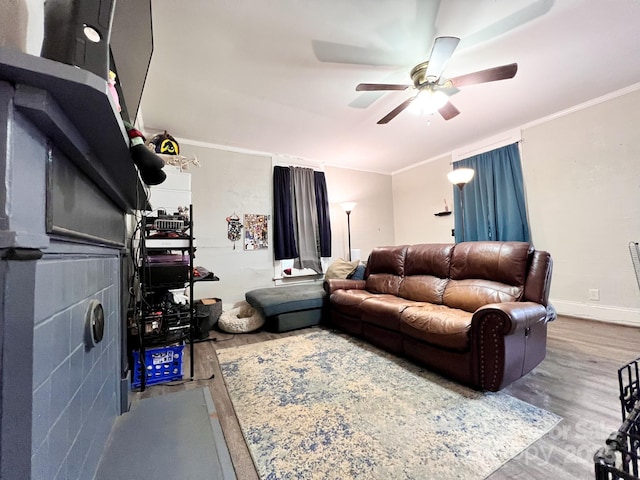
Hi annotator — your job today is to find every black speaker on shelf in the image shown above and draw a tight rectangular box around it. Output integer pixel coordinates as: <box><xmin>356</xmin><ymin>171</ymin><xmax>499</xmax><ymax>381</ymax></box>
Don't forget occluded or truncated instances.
<box><xmin>41</xmin><ymin>0</ymin><xmax>116</xmax><ymax>81</ymax></box>
<box><xmin>40</xmin><ymin>0</ymin><xmax>153</xmax><ymax>126</ymax></box>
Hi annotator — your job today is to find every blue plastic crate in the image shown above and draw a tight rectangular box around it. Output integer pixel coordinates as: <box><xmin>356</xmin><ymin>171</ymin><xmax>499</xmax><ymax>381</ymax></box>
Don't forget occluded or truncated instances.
<box><xmin>132</xmin><ymin>344</ymin><xmax>184</xmax><ymax>388</ymax></box>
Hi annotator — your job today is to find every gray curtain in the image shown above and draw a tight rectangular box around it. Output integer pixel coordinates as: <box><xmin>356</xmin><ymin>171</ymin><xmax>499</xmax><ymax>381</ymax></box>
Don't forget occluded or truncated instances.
<box><xmin>291</xmin><ymin>167</ymin><xmax>322</xmax><ymax>273</ymax></box>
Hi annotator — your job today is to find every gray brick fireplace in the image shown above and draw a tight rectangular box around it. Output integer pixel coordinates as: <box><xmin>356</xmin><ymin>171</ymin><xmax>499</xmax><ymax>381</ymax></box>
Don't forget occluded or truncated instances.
<box><xmin>0</xmin><ymin>50</ymin><xmax>146</xmax><ymax>479</ymax></box>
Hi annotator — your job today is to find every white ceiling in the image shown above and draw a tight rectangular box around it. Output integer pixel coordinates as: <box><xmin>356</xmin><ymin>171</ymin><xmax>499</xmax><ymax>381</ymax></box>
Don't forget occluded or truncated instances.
<box><xmin>140</xmin><ymin>0</ymin><xmax>640</xmax><ymax>174</ymax></box>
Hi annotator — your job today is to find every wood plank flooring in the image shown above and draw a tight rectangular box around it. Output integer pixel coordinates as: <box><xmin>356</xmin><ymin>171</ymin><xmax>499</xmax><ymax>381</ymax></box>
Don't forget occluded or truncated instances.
<box><xmin>133</xmin><ymin>316</ymin><xmax>640</xmax><ymax>479</ymax></box>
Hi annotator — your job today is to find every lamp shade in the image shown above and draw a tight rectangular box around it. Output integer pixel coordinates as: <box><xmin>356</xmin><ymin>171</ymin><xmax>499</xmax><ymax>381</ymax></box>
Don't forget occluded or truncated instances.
<box><xmin>447</xmin><ymin>168</ymin><xmax>475</xmax><ymax>186</ymax></box>
<box><xmin>340</xmin><ymin>202</ymin><xmax>357</xmax><ymax>213</ymax></box>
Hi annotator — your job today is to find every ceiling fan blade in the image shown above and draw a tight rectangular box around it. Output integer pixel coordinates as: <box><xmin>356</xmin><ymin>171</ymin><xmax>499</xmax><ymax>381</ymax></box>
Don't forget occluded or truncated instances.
<box><xmin>424</xmin><ymin>36</ymin><xmax>460</xmax><ymax>80</ymax></box>
<box><xmin>437</xmin><ymin>85</ymin><xmax>460</xmax><ymax>97</ymax></box>
<box><xmin>356</xmin><ymin>83</ymin><xmax>410</xmax><ymax>92</ymax></box>
<box><xmin>449</xmin><ymin>63</ymin><xmax>518</xmax><ymax>88</ymax></box>
<box><xmin>350</xmin><ymin>71</ymin><xmax>410</xmax><ymax>109</ymax></box>
<box><xmin>349</xmin><ymin>92</ymin><xmax>386</xmax><ymax>109</ymax></box>
<box><xmin>410</xmin><ymin>0</ymin><xmax>441</xmax><ymax>62</ymax></box>
<box><xmin>377</xmin><ymin>97</ymin><xmax>416</xmax><ymax>124</ymax></box>
<box><xmin>438</xmin><ymin>101</ymin><xmax>460</xmax><ymax>121</ymax></box>
<box><xmin>312</xmin><ymin>40</ymin><xmax>405</xmax><ymax>67</ymax></box>
<box><xmin>457</xmin><ymin>0</ymin><xmax>554</xmax><ymax>52</ymax></box>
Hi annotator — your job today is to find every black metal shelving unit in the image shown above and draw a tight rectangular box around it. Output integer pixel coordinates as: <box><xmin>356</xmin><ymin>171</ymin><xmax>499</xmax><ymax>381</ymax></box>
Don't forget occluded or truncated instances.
<box><xmin>135</xmin><ymin>205</ymin><xmax>196</xmax><ymax>391</ymax></box>
<box><xmin>594</xmin><ymin>358</ymin><xmax>640</xmax><ymax>479</ymax></box>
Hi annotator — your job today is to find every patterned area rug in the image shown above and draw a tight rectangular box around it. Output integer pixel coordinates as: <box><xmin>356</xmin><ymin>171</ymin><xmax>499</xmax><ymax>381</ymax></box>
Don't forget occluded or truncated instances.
<box><xmin>218</xmin><ymin>330</ymin><xmax>561</xmax><ymax>479</ymax></box>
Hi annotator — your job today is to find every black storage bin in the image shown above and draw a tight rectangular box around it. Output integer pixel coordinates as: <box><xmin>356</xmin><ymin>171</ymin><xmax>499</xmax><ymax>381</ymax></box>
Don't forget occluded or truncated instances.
<box><xmin>194</xmin><ymin>298</ymin><xmax>222</xmax><ymax>340</ymax></box>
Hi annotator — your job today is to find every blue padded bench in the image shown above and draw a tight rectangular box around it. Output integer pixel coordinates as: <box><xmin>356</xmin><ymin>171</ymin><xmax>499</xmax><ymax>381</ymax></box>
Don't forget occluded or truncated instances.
<box><xmin>245</xmin><ymin>284</ymin><xmax>326</xmax><ymax>333</ymax></box>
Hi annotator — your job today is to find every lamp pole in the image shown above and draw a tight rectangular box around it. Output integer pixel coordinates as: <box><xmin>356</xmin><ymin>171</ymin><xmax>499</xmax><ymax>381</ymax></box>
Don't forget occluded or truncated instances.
<box><xmin>456</xmin><ymin>184</ymin><xmax>466</xmax><ymax>242</ymax></box>
<box><xmin>346</xmin><ymin>210</ymin><xmax>352</xmax><ymax>261</ymax></box>
<box><xmin>447</xmin><ymin>168</ymin><xmax>475</xmax><ymax>243</ymax></box>
<box><xmin>340</xmin><ymin>202</ymin><xmax>357</xmax><ymax>261</ymax></box>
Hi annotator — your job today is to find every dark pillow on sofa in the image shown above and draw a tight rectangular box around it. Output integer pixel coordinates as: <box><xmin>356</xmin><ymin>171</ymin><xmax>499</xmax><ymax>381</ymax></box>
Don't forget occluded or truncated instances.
<box><xmin>348</xmin><ymin>264</ymin><xmax>366</xmax><ymax>280</ymax></box>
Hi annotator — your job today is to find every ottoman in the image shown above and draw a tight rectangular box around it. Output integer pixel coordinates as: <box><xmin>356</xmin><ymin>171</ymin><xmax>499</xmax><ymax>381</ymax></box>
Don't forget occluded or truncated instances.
<box><xmin>245</xmin><ymin>284</ymin><xmax>326</xmax><ymax>333</ymax></box>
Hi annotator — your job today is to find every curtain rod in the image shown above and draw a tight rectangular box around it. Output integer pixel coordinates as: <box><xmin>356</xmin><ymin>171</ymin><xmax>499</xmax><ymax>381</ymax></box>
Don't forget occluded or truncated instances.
<box><xmin>450</xmin><ymin>139</ymin><xmax>522</xmax><ymax>164</ymax></box>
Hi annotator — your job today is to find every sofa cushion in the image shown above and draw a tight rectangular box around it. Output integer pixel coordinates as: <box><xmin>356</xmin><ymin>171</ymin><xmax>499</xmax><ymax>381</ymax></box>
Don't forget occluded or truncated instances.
<box><xmin>329</xmin><ymin>289</ymin><xmax>376</xmax><ymax>317</ymax></box>
<box><xmin>364</xmin><ymin>245</ymin><xmax>407</xmax><ymax>295</ymax></box>
<box><xmin>245</xmin><ymin>284</ymin><xmax>326</xmax><ymax>318</ymax></box>
<box><xmin>359</xmin><ymin>295</ymin><xmax>418</xmax><ymax>331</ymax></box>
<box><xmin>443</xmin><ymin>241</ymin><xmax>531</xmax><ymax>312</ymax></box>
<box><xmin>400</xmin><ymin>304</ymin><xmax>472</xmax><ymax>351</ymax></box>
<box><xmin>367</xmin><ymin>245</ymin><xmax>408</xmax><ymax>276</ymax></box>
<box><xmin>404</xmin><ymin>243</ymin><xmax>453</xmax><ymax>277</ymax></box>
<box><xmin>523</xmin><ymin>250</ymin><xmax>553</xmax><ymax>306</ymax></box>
<box><xmin>449</xmin><ymin>241</ymin><xmax>531</xmax><ymax>285</ymax></box>
<box><xmin>443</xmin><ymin>279</ymin><xmax>524</xmax><ymax>313</ymax></box>
<box><xmin>365</xmin><ymin>273</ymin><xmax>402</xmax><ymax>296</ymax></box>
<box><xmin>398</xmin><ymin>275</ymin><xmax>449</xmax><ymax>304</ymax></box>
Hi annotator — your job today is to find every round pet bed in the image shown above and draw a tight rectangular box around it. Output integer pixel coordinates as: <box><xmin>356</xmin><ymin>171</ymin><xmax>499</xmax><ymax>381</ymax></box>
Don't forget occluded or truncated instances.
<box><xmin>218</xmin><ymin>302</ymin><xmax>265</xmax><ymax>333</ymax></box>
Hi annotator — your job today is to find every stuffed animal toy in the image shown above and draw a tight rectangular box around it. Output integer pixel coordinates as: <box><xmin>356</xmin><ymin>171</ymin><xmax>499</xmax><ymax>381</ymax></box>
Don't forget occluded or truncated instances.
<box><xmin>149</xmin><ymin>131</ymin><xmax>180</xmax><ymax>155</ymax></box>
<box><xmin>126</xmin><ymin>123</ymin><xmax>166</xmax><ymax>185</ymax></box>
<box><xmin>107</xmin><ymin>70</ymin><xmax>122</xmax><ymax>112</ymax></box>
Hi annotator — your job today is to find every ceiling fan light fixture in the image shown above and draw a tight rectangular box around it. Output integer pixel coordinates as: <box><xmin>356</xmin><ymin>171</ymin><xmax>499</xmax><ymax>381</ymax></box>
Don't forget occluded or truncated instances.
<box><xmin>410</xmin><ymin>89</ymin><xmax>449</xmax><ymax>116</ymax></box>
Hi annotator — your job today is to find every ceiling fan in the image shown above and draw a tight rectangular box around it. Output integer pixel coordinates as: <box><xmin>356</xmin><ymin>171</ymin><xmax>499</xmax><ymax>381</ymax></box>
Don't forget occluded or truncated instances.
<box><xmin>356</xmin><ymin>36</ymin><xmax>518</xmax><ymax>124</ymax></box>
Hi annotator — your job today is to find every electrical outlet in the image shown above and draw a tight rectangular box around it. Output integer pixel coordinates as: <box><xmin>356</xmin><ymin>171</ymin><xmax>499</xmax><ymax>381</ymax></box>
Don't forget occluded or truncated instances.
<box><xmin>588</xmin><ymin>289</ymin><xmax>600</xmax><ymax>301</ymax></box>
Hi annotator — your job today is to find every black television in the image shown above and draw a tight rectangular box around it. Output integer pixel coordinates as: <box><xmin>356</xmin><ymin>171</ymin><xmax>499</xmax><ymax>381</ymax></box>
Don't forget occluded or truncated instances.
<box><xmin>41</xmin><ymin>0</ymin><xmax>153</xmax><ymax>125</ymax></box>
<box><xmin>110</xmin><ymin>0</ymin><xmax>153</xmax><ymax>124</ymax></box>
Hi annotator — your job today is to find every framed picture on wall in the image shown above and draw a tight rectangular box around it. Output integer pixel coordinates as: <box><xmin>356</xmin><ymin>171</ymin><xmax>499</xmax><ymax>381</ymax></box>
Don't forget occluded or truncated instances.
<box><xmin>244</xmin><ymin>214</ymin><xmax>268</xmax><ymax>250</ymax></box>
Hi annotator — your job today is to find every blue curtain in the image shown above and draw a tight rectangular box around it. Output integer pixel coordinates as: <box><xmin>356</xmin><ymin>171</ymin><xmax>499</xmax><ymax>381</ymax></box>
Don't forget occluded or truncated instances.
<box><xmin>452</xmin><ymin>143</ymin><xmax>530</xmax><ymax>242</ymax></box>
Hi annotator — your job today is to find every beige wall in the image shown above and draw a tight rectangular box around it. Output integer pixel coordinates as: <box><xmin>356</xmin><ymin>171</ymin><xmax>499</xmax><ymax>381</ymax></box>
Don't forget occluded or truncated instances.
<box><xmin>186</xmin><ymin>89</ymin><xmax>640</xmax><ymax>322</ymax></box>
<box><xmin>391</xmin><ymin>89</ymin><xmax>640</xmax><ymax>325</ymax></box>
<box><xmin>325</xmin><ymin>166</ymin><xmax>395</xmax><ymax>261</ymax></box>
<box><xmin>185</xmin><ymin>146</ymin><xmax>395</xmax><ymax>305</ymax></box>
<box><xmin>392</xmin><ymin>153</ymin><xmax>456</xmax><ymax>245</ymax></box>
<box><xmin>184</xmin><ymin>146</ymin><xmax>273</xmax><ymax>306</ymax></box>
<box><xmin>520</xmin><ymin>89</ymin><xmax>640</xmax><ymax>324</ymax></box>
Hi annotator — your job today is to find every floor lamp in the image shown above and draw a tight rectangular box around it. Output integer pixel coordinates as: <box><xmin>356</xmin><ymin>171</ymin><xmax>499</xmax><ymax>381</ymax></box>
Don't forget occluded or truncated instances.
<box><xmin>447</xmin><ymin>168</ymin><xmax>475</xmax><ymax>242</ymax></box>
<box><xmin>340</xmin><ymin>202</ymin><xmax>357</xmax><ymax>261</ymax></box>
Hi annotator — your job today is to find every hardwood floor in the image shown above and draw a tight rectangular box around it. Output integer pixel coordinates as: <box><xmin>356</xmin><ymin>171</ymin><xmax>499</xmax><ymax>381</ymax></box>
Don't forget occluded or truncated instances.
<box><xmin>133</xmin><ymin>316</ymin><xmax>640</xmax><ymax>479</ymax></box>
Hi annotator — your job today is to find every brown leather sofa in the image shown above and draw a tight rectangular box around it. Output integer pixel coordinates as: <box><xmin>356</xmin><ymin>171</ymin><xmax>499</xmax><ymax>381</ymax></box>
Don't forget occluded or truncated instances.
<box><xmin>324</xmin><ymin>241</ymin><xmax>554</xmax><ymax>391</ymax></box>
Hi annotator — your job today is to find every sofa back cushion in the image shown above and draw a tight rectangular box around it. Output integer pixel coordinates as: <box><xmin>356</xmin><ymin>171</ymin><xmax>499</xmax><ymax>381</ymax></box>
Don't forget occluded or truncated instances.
<box><xmin>399</xmin><ymin>276</ymin><xmax>449</xmax><ymax>304</ymax></box>
<box><xmin>403</xmin><ymin>244</ymin><xmax>453</xmax><ymax>277</ymax></box>
<box><xmin>443</xmin><ymin>241</ymin><xmax>532</xmax><ymax>312</ymax></box>
<box><xmin>523</xmin><ymin>250</ymin><xmax>553</xmax><ymax>306</ymax></box>
<box><xmin>398</xmin><ymin>244</ymin><xmax>453</xmax><ymax>303</ymax></box>
<box><xmin>365</xmin><ymin>245</ymin><xmax>407</xmax><ymax>295</ymax></box>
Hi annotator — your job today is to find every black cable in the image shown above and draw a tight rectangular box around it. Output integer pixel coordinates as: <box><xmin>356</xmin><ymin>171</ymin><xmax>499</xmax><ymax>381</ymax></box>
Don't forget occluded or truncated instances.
<box><xmin>136</xmin><ymin>371</ymin><xmax>216</xmax><ymax>388</ymax></box>
<box><xmin>209</xmin><ymin>335</ymin><xmax>236</xmax><ymax>343</ymax></box>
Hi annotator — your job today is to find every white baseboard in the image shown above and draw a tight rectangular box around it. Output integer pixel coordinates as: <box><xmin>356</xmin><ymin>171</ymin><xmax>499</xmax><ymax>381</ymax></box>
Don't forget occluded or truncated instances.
<box><xmin>551</xmin><ymin>299</ymin><xmax>640</xmax><ymax>327</ymax></box>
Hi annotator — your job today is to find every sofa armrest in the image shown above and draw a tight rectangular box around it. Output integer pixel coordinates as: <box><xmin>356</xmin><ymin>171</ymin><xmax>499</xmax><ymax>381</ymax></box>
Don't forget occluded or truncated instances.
<box><xmin>471</xmin><ymin>302</ymin><xmax>549</xmax><ymax>391</ymax></box>
<box><xmin>472</xmin><ymin>302</ymin><xmax>549</xmax><ymax>336</ymax></box>
<box><xmin>324</xmin><ymin>278</ymin><xmax>367</xmax><ymax>295</ymax></box>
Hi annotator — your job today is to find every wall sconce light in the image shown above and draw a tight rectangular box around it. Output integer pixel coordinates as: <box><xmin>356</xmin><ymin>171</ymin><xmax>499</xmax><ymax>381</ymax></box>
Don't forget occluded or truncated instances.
<box><xmin>340</xmin><ymin>202</ymin><xmax>357</xmax><ymax>261</ymax></box>
<box><xmin>447</xmin><ymin>168</ymin><xmax>475</xmax><ymax>241</ymax></box>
